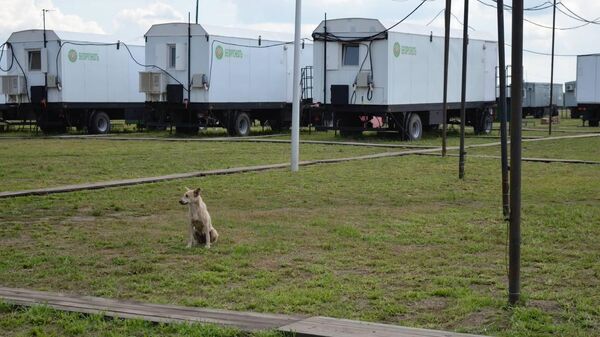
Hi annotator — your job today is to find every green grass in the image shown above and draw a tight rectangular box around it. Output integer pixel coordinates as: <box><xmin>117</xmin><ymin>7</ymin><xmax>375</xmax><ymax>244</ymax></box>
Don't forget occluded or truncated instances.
<box><xmin>0</xmin><ymin>139</ymin><xmax>400</xmax><ymax>192</ymax></box>
<box><xmin>0</xmin><ymin>303</ymin><xmax>282</xmax><ymax>337</ymax></box>
<box><xmin>458</xmin><ymin>137</ymin><xmax>600</xmax><ymax>162</ymax></box>
<box><xmin>1</xmin><ymin>148</ymin><xmax>599</xmax><ymax>336</ymax></box>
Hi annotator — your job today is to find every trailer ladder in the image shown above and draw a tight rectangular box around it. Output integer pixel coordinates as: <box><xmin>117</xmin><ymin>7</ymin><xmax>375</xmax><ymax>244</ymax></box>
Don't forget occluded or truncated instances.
<box><xmin>301</xmin><ymin>66</ymin><xmax>313</xmax><ymax>103</ymax></box>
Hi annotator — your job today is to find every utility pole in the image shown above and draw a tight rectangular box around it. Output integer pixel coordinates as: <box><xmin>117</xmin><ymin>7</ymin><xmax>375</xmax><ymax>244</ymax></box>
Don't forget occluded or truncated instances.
<box><xmin>548</xmin><ymin>0</ymin><xmax>557</xmax><ymax>135</ymax></box>
<box><xmin>291</xmin><ymin>0</ymin><xmax>302</xmax><ymax>172</ymax></box>
<box><xmin>442</xmin><ymin>0</ymin><xmax>452</xmax><ymax>157</ymax></box>
<box><xmin>196</xmin><ymin>0</ymin><xmax>199</xmax><ymax>24</ymax></box>
<box><xmin>497</xmin><ymin>0</ymin><xmax>510</xmax><ymax>218</ymax></box>
<box><xmin>458</xmin><ymin>0</ymin><xmax>469</xmax><ymax>179</ymax></box>
<box><xmin>509</xmin><ymin>0</ymin><xmax>523</xmax><ymax>306</ymax></box>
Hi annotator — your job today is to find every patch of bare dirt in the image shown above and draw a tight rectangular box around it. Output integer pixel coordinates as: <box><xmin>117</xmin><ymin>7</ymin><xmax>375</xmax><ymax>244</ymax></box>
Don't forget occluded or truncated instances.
<box><xmin>529</xmin><ymin>299</ymin><xmax>562</xmax><ymax>314</ymax></box>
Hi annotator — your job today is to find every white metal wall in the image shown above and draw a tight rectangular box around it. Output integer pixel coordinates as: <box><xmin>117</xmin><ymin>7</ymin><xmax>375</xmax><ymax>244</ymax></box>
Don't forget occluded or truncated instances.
<box><xmin>4</xmin><ymin>31</ymin><xmax>145</xmax><ymax>104</ymax></box>
<box><xmin>312</xmin><ymin>27</ymin><xmax>498</xmax><ymax>106</ymax></box>
<box><xmin>60</xmin><ymin>43</ymin><xmax>145</xmax><ymax>103</ymax></box>
<box><xmin>577</xmin><ymin>55</ymin><xmax>600</xmax><ymax>104</ymax></box>
<box><xmin>145</xmin><ymin>25</ymin><xmax>313</xmax><ymax>104</ymax></box>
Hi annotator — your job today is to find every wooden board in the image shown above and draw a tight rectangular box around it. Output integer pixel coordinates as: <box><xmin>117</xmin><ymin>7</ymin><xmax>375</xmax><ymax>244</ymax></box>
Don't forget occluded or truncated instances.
<box><xmin>279</xmin><ymin>316</ymin><xmax>488</xmax><ymax>337</ymax></box>
<box><xmin>0</xmin><ymin>287</ymin><xmax>302</xmax><ymax>331</ymax></box>
<box><xmin>1</xmin><ymin>287</ymin><xmax>490</xmax><ymax>337</ymax></box>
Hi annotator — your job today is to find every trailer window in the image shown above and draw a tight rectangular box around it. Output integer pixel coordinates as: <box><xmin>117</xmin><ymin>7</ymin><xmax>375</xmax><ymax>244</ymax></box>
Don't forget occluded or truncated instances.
<box><xmin>342</xmin><ymin>45</ymin><xmax>360</xmax><ymax>66</ymax></box>
<box><xmin>28</xmin><ymin>50</ymin><xmax>41</xmax><ymax>71</ymax></box>
<box><xmin>168</xmin><ymin>45</ymin><xmax>176</xmax><ymax>69</ymax></box>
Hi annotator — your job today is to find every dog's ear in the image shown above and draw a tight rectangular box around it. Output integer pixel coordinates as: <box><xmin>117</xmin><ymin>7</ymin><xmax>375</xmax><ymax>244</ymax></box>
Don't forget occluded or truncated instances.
<box><xmin>194</xmin><ymin>188</ymin><xmax>201</xmax><ymax>197</ymax></box>
<box><xmin>185</xmin><ymin>187</ymin><xmax>192</xmax><ymax>192</ymax></box>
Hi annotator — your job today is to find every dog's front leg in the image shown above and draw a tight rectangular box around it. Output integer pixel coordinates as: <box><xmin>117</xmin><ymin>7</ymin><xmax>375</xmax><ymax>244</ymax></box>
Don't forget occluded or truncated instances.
<box><xmin>204</xmin><ymin>222</ymin><xmax>211</xmax><ymax>249</ymax></box>
<box><xmin>187</xmin><ymin>223</ymin><xmax>195</xmax><ymax>248</ymax></box>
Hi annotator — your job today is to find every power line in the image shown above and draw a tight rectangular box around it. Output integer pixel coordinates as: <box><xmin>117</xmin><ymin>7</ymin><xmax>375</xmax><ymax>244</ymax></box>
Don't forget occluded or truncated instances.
<box><xmin>476</xmin><ymin>0</ymin><xmax>600</xmax><ymax>30</ymax></box>
<box><xmin>426</xmin><ymin>8</ymin><xmax>476</xmax><ymax>30</ymax></box>
<box><xmin>505</xmin><ymin>43</ymin><xmax>579</xmax><ymax>57</ymax></box>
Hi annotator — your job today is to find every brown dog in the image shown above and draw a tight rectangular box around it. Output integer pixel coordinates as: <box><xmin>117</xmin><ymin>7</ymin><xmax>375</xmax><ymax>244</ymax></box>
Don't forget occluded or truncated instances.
<box><xmin>179</xmin><ymin>188</ymin><xmax>219</xmax><ymax>248</ymax></box>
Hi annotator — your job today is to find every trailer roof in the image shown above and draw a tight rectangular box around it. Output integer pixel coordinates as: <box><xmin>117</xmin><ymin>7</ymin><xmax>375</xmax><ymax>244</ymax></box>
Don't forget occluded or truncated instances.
<box><xmin>145</xmin><ymin>23</ymin><xmax>296</xmax><ymax>43</ymax></box>
<box><xmin>6</xmin><ymin>29</ymin><xmax>143</xmax><ymax>46</ymax></box>
<box><xmin>313</xmin><ymin>18</ymin><xmax>495</xmax><ymax>42</ymax></box>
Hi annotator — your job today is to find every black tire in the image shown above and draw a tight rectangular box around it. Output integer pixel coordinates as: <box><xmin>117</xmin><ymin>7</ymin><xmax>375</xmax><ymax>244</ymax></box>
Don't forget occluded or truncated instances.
<box><xmin>230</xmin><ymin>112</ymin><xmax>251</xmax><ymax>137</ymax></box>
<box><xmin>590</xmin><ymin>120</ymin><xmax>600</xmax><ymax>127</ymax></box>
<box><xmin>405</xmin><ymin>113</ymin><xmax>423</xmax><ymax>141</ymax></box>
<box><xmin>89</xmin><ymin>112</ymin><xmax>111</xmax><ymax>134</ymax></box>
<box><xmin>474</xmin><ymin>110</ymin><xmax>494</xmax><ymax>135</ymax></box>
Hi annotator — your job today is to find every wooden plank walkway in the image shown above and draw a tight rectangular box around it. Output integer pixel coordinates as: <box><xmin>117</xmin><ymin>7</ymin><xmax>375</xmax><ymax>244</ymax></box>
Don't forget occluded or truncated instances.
<box><xmin>0</xmin><ymin>287</ymin><xmax>488</xmax><ymax>337</ymax></box>
<box><xmin>0</xmin><ymin>287</ymin><xmax>302</xmax><ymax>331</ymax></box>
<box><xmin>280</xmin><ymin>316</ymin><xmax>486</xmax><ymax>337</ymax></box>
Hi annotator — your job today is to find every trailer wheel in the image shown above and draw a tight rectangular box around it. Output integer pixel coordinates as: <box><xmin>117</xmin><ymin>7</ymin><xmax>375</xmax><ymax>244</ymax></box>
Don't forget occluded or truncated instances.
<box><xmin>590</xmin><ymin>120</ymin><xmax>600</xmax><ymax>127</ymax></box>
<box><xmin>474</xmin><ymin>110</ymin><xmax>493</xmax><ymax>135</ymax></box>
<box><xmin>231</xmin><ymin>112</ymin><xmax>251</xmax><ymax>137</ymax></box>
<box><xmin>405</xmin><ymin>113</ymin><xmax>423</xmax><ymax>141</ymax></box>
<box><xmin>89</xmin><ymin>112</ymin><xmax>111</xmax><ymax>134</ymax></box>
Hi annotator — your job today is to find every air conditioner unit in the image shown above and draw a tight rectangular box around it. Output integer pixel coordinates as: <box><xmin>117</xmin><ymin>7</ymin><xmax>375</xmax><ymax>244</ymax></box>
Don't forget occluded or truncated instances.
<box><xmin>139</xmin><ymin>72</ymin><xmax>167</xmax><ymax>94</ymax></box>
<box><xmin>47</xmin><ymin>75</ymin><xmax>57</xmax><ymax>88</ymax></box>
<box><xmin>1</xmin><ymin>75</ymin><xmax>26</xmax><ymax>95</ymax></box>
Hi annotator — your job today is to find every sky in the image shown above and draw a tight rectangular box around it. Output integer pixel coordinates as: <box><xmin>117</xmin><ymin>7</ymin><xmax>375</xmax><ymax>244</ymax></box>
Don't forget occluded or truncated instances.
<box><xmin>1</xmin><ymin>0</ymin><xmax>599</xmax><ymax>84</ymax></box>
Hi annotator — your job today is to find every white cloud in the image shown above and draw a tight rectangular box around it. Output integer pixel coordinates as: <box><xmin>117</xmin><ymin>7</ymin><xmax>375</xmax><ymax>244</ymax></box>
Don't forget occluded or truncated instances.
<box><xmin>115</xmin><ymin>2</ymin><xmax>185</xmax><ymax>31</ymax></box>
<box><xmin>0</xmin><ymin>0</ymin><xmax>104</xmax><ymax>43</ymax></box>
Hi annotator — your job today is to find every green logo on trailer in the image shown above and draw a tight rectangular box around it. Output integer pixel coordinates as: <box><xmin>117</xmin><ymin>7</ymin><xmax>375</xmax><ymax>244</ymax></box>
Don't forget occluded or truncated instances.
<box><xmin>68</xmin><ymin>49</ymin><xmax>78</xmax><ymax>63</ymax></box>
<box><xmin>393</xmin><ymin>43</ymin><xmax>401</xmax><ymax>58</ymax></box>
<box><xmin>215</xmin><ymin>45</ymin><xmax>224</xmax><ymax>60</ymax></box>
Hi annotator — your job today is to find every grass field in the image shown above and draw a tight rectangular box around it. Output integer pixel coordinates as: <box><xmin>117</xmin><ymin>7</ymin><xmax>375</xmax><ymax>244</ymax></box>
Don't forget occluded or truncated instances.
<box><xmin>459</xmin><ymin>137</ymin><xmax>600</xmax><ymax>162</ymax></box>
<box><xmin>1</xmin><ymin>131</ymin><xmax>599</xmax><ymax>337</ymax></box>
<box><xmin>0</xmin><ymin>139</ymin><xmax>400</xmax><ymax>192</ymax></box>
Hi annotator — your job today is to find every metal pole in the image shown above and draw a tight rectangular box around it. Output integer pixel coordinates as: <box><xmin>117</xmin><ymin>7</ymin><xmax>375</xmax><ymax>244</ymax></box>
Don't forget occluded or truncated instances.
<box><xmin>458</xmin><ymin>0</ymin><xmax>469</xmax><ymax>179</ymax></box>
<box><xmin>497</xmin><ymin>0</ymin><xmax>510</xmax><ymax>218</ymax></box>
<box><xmin>323</xmin><ymin>13</ymin><xmax>327</xmax><ymax>106</ymax></box>
<box><xmin>509</xmin><ymin>0</ymin><xmax>523</xmax><ymax>306</ymax></box>
<box><xmin>442</xmin><ymin>0</ymin><xmax>451</xmax><ymax>157</ymax></box>
<box><xmin>548</xmin><ymin>0</ymin><xmax>556</xmax><ymax>135</ymax></box>
<box><xmin>196</xmin><ymin>0</ymin><xmax>199</xmax><ymax>24</ymax></box>
<box><xmin>188</xmin><ymin>13</ymin><xmax>191</xmax><ymax>103</ymax></box>
<box><xmin>291</xmin><ymin>0</ymin><xmax>302</xmax><ymax>172</ymax></box>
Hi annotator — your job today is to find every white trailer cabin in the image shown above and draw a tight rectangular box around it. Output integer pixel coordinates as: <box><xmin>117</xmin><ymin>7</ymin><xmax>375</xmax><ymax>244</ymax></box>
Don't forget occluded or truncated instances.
<box><xmin>0</xmin><ymin>29</ymin><xmax>145</xmax><ymax>133</ymax></box>
<box><xmin>311</xmin><ymin>18</ymin><xmax>498</xmax><ymax>139</ymax></box>
<box><xmin>141</xmin><ymin>23</ymin><xmax>313</xmax><ymax>135</ymax></box>
<box><xmin>576</xmin><ymin>54</ymin><xmax>600</xmax><ymax>126</ymax></box>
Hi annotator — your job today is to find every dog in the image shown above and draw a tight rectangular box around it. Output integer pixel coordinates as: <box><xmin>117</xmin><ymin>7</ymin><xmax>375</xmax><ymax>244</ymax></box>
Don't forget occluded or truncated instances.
<box><xmin>179</xmin><ymin>187</ymin><xmax>219</xmax><ymax>249</ymax></box>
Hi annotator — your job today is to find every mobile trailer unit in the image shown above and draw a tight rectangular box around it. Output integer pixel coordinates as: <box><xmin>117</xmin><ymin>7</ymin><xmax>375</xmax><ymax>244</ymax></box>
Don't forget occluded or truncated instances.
<box><xmin>521</xmin><ymin>82</ymin><xmax>563</xmax><ymax>118</ymax></box>
<box><xmin>0</xmin><ymin>30</ymin><xmax>145</xmax><ymax>133</ymax></box>
<box><xmin>141</xmin><ymin>23</ymin><xmax>313</xmax><ymax>135</ymax></box>
<box><xmin>311</xmin><ymin>18</ymin><xmax>498</xmax><ymax>140</ymax></box>
<box><xmin>575</xmin><ymin>54</ymin><xmax>600</xmax><ymax>126</ymax></box>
